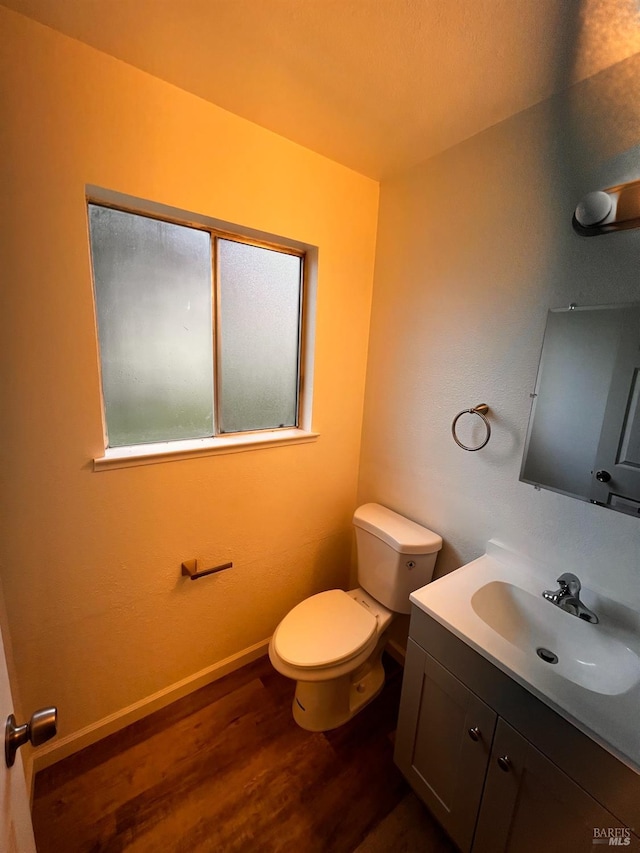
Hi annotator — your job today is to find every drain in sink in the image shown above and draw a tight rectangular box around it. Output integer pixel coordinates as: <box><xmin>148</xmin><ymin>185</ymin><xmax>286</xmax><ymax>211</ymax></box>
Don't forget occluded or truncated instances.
<box><xmin>536</xmin><ymin>647</ymin><xmax>559</xmax><ymax>664</ymax></box>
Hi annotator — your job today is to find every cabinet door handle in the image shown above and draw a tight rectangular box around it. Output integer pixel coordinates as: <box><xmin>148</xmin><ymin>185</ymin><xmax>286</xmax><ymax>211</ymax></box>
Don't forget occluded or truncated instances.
<box><xmin>468</xmin><ymin>726</ymin><xmax>481</xmax><ymax>742</ymax></box>
<box><xmin>497</xmin><ymin>755</ymin><xmax>511</xmax><ymax>772</ymax></box>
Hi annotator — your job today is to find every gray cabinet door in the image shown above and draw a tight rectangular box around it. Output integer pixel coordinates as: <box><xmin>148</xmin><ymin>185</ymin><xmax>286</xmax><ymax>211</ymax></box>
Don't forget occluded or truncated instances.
<box><xmin>473</xmin><ymin>718</ymin><xmax>626</xmax><ymax>853</ymax></box>
<box><xmin>395</xmin><ymin>640</ymin><xmax>497</xmax><ymax>852</ymax></box>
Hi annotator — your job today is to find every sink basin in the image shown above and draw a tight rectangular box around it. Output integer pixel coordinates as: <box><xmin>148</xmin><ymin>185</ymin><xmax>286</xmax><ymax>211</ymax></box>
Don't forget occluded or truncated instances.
<box><xmin>471</xmin><ymin>580</ymin><xmax>640</xmax><ymax>696</ymax></box>
<box><xmin>409</xmin><ymin>541</ymin><xmax>640</xmax><ymax>769</ymax></box>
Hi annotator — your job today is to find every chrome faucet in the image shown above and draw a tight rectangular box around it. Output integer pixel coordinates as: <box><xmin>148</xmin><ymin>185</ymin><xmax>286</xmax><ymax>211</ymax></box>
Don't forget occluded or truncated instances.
<box><xmin>542</xmin><ymin>573</ymin><xmax>599</xmax><ymax>624</ymax></box>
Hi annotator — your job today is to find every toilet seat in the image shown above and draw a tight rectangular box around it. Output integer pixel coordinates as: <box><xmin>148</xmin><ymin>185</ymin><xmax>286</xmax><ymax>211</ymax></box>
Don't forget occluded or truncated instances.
<box><xmin>272</xmin><ymin>589</ymin><xmax>378</xmax><ymax>670</ymax></box>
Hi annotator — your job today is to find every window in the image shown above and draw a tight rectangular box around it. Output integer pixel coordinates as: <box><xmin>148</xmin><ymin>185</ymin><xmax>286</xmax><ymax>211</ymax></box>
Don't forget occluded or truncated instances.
<box><xmin>88</xmin><ymin>202</ymin><xmax>311</xmax><ymax>462</ymax></box>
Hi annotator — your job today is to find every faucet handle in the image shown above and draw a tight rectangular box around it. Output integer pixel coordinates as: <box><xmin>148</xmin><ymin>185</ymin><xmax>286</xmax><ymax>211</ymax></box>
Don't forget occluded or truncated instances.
<box><xmin>557</xmin><ymin>572</ymin><xmax>581</xmax><ymax>597</ymax></box>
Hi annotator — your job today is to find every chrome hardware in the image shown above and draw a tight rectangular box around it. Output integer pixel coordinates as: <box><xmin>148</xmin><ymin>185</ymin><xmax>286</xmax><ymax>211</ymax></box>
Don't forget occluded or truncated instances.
<box><xmin>497</xmin><ymin>756</ymin><xmax>511</xmax><ymax>772</ymax></box>
<box><xmin>536</xmin><ymin>647</ymin><xmax>559</xmax><ymax>665</ymax></box>
<box><xmin>595</xmin><ymin>470</ymin><xmax>611</xmax><ymax>483</ymax></box>
<box><xmin>468</xmin><ymin>726</ymin><xmax>481</xmax><ymax>742</ymax></box>
<box><xmin>5</xmin><ymin>707</ymin><xmax>57</xmax><ymax>768</ymax></box>
<box><xmin>542</xmin><ymin>572</ymin><xmax>599</xmax><ymax>624</ymax></box>
<box><xmin>558</xmin><ymin>572</ymin><xmax>580</xmax><ymax>597</ymax></box>
<box><xmin>452</xmin><ymin>404</ymin><xmax>491</xmax><ymax>451</ymax></box>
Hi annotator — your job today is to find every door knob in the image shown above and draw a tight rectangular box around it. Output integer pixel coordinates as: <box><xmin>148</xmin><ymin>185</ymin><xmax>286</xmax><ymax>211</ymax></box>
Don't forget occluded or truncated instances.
<box><xmin>595</xmin><ymin>470</ymin><xmax>611</xmax><ymax>483</ymax></box>
<box><xmin>497</xmin><ymin>755</ymin><xmax>512</xmax><ymax>772</ymax></box>
<box><xmin>5</xmin><ymin>707</ymin><xmax>57</xmax><ymax>768</ymax></box>
<box><xmin>468</xmin><ymin>726</ymin><xmax>482</xmax><ymax>742</ymax></box>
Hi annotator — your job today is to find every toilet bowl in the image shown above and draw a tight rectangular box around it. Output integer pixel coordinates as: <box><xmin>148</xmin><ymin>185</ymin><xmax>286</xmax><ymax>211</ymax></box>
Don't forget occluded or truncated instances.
<box><xmin>269</xmin><ymin>503</ymin><xmax>442</xmax><ymax>731</ymax></box>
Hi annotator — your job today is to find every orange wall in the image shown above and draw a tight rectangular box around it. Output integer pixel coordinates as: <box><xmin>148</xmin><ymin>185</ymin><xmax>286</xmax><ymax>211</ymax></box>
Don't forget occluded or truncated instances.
<box><xmin>0</xmin><ymin>7</ymin><xmax>379</xmax><ymax>747</ymax></box>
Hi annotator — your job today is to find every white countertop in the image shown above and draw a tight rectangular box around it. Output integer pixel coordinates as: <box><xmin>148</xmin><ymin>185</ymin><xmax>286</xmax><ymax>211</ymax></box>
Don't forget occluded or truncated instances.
<box><xmin>410</xmin><ymin>541</ymin><xmax>640</xmax><ymax>774</ymax></box>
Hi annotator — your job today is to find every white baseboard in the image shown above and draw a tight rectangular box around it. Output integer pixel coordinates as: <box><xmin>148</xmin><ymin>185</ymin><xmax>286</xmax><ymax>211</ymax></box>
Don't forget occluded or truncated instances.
<box><xmin>31</xmin><ymin>638</ymin><xmax>271</xmax><ymax>774</ymax></box>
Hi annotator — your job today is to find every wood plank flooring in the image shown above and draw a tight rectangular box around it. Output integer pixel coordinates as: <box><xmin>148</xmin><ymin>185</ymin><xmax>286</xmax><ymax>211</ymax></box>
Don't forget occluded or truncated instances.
<box><xmin>32</xmin><ymin>654</ymin><xmax>454</xmax><ymax>852</ymax></box>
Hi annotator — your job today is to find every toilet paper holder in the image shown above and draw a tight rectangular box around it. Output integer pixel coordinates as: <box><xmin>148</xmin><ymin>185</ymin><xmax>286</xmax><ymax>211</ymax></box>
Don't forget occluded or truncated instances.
<box><xmin>181</xmin><ymin>559</ymin><xmax>233</xmax><ymax>580</ymax></box>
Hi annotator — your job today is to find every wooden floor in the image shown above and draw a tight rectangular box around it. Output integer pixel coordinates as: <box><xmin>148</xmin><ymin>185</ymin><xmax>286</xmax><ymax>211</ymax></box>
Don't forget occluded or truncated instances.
<box><xmin>32</xmin><ymin>654</ymin><xmax>453</xmax><ymax>852</ymax></box>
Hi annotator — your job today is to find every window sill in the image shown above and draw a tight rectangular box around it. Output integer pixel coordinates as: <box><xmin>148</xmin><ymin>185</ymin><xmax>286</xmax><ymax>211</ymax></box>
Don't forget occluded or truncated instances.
<box><xmin>93</xmin><ymin>429</ymin><xmax>320</xmax><ymax>471</ymax></box>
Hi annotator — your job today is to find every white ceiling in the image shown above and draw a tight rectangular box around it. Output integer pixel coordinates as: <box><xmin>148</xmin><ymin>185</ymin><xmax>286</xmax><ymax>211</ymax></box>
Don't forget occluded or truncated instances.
<box><xmin>3</xmin><ymin>0</ymin><xmax>640</xmax><ymax>178</ymax></box>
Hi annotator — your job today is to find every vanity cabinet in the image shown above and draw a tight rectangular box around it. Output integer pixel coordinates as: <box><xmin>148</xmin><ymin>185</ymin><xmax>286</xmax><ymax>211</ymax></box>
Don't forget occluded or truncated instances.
<box><xmin>473</xmin><ymin>719</ymin><xmax>624</xmax><ymax>852</ymax></box>
<box><xmin>395</xmin><ymin>609</ymin><xmax>639</xmax><ymax>852</ymax></box>
<box><xmin>395</xmin><ymin>644</ymin><xmax>496</xmax><ymax>851</ymax></box>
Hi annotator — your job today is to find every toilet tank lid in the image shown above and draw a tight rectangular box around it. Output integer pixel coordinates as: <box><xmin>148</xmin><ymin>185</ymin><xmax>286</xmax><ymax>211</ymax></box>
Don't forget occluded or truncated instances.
<box><xmin>353</xmin><ymin>503</ymin><xmax>442</xmax><ymax>555</ymax></box>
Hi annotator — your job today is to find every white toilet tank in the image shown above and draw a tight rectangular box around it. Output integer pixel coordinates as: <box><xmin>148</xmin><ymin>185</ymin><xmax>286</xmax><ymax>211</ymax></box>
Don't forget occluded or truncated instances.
<box><xmin>353</xmin><ymin>503</ymin><xmax>442</xmax><ymax>614</ymax></box>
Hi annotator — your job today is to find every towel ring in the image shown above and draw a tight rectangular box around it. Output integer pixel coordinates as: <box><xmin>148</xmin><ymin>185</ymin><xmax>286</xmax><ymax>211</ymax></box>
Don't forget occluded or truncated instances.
<box><xmin>452</xmin><ymin>404</ymin><xmax>491</xmax><ymax>451</ymax></box>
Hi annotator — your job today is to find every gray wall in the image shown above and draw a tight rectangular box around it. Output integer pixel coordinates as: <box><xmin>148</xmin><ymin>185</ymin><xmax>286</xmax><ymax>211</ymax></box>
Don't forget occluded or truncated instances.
<box><xmin>358</xmin><ymin>50</ymin><xmax>640</xmax><ymax>610</ymax></box>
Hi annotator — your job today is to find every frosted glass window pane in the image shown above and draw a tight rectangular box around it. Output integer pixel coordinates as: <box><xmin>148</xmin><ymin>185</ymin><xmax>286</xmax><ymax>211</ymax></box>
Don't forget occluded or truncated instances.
<box><xmin>218</xmin><ymin>239</ymin><xmax>302</xmax><ymax>432</ymax></box>
<box><xmin>89</xmin><ymin>205</ymin><xmax>213</xmax><ymax>447</ymax></box>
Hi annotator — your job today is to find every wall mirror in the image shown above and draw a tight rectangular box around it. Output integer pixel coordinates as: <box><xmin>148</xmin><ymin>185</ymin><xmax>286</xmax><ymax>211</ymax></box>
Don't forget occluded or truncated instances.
<box><xmin>521</xmin><ymin>303</ymin><xmax>640</xmax><ymax>518</ymax></box>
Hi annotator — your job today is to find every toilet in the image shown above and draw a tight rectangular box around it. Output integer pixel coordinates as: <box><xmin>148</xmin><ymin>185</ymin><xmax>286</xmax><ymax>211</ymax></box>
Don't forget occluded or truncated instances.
<box><xmin>269</xmin><ymin>503</ymin><xmax>442</xmax><ymax>731</ymax></box>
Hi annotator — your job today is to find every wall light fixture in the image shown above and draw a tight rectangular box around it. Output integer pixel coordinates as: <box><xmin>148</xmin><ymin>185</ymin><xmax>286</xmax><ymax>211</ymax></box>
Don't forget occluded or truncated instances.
<box><xmin>573</xmin><ymin>178</ymin><xmax>640</xmax><ymax>236</ymax></box>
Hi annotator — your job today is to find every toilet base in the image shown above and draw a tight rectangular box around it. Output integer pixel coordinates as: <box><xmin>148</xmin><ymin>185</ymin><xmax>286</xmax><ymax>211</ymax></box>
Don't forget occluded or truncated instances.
<box><xmin>291</xmin><ymin>645</ymin><xmax>386</xmax><ymax>732</ymax></box>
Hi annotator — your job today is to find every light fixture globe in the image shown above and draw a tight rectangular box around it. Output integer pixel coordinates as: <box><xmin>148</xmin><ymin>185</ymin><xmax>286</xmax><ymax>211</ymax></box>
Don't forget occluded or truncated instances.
<box><xmin>574</xmin><ymin>191</ymin><xmax>613</xmax><ymax>227</ymax></box>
